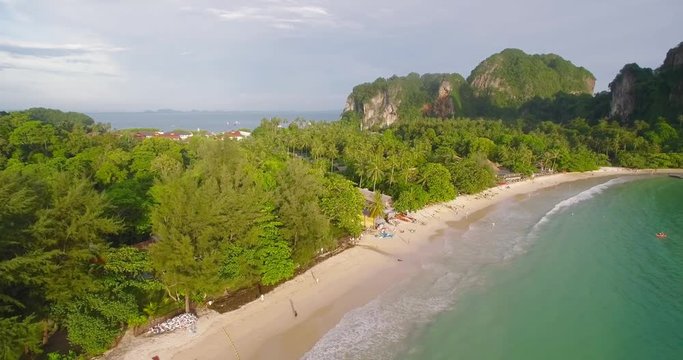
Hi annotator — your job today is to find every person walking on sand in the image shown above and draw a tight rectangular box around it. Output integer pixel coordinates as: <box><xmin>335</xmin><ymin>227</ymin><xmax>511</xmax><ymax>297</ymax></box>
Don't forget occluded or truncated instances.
<box><xmin>289</xmin><ymin>299</ymin><xmax>298</xmax><ymax>317</ymax></box>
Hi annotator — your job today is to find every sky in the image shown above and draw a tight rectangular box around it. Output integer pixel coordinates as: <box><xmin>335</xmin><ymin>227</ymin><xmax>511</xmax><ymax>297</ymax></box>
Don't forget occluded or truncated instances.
<box><xmin>0</xmin><ymin>0</ymin><xmax>681</xmax><ymax>112</ymax></box>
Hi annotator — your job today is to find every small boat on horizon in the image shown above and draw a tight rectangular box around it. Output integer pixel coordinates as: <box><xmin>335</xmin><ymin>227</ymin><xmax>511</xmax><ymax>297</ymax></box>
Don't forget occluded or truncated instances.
<box><xmin>656</xmin><ymin>232</ymin><xmax>668</xmax><ymax>239</ymax></box>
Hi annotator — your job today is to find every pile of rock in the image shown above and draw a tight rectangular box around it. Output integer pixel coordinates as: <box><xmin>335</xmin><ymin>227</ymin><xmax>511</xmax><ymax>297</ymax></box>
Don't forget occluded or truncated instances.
<box><xmin>147</xmin><ymin>313</ymin><xmax>198</xmax><ymax>335</ymax></box>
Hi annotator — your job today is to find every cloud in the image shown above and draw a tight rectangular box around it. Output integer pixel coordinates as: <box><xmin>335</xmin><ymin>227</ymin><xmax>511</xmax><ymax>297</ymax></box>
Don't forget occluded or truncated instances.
<box><xmin>203</xmin><ymin>1</ymin><xmax>338</xmax><ymax>29</ymax></box>
<box><xmin>282</xmin><ymin>6</ymin><xmax>329</xmax><ymax>17</ymax></box>
<box><xmin>0</xmin><ymin>38</ymin><xmax>126</xmax><ymax>52</ymax></box>
<box><xmin>0</xmin><ymin>38</ymin><xmax>126</xmax><ymax>60</ymax></box>
<box><xmin>0</xmin><ymin>38</ymin><xmax>124</xmax><ymax>76</ymax></box>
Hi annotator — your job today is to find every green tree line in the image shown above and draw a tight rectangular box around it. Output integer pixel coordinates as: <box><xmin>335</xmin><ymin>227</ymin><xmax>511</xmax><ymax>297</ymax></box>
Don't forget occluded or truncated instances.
<box><xmin>1</xmin><ymin>106</ymin><xmax>681</xmax><ymax>358</ymax></box>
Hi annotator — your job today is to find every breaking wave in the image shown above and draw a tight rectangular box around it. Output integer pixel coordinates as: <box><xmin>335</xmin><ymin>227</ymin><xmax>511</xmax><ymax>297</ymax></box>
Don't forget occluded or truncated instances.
<box><xmin>531</xmin><ymin>177</ymin><xmax>630</xmax><ymax>231</ymax></box>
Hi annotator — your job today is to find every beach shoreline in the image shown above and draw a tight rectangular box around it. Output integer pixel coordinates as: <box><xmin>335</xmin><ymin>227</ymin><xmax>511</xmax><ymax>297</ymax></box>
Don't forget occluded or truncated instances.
<box><xmin>104</xmin><ymin>168</ymin><xmax>682</xmax><ymax>360</ymax></box>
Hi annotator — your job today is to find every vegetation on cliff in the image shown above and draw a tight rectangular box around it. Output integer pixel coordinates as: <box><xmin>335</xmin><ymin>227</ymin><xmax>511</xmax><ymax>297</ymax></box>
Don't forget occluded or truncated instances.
<box><xmin>467</xmin><ymin>49</ymin><xmax>595</xmax><ymax>109</ymax></box>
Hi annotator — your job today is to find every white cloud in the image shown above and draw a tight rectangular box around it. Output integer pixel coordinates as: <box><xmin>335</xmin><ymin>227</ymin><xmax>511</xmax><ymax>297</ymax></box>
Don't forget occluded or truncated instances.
<box><xmin>281</xmin><ymin>6</ymin><xmax>329</xmax><ymax>17</ymax></box>
<box><xmin>0</xmin><ymin>51</ymin><xmax>120</xmax><ymax>76</ymax></box>
<box><xmin>0</xmin><ymin>38</ymin><xmax>127</xmax><ymax>53</ymax></box>
<box><xmin>204</xmin><ymin>1</ymin><xmax>338</xmax><ymax>29</ymax></box>
<box><xmin>0</xmin><ymin>38</ymin><xmax>125</xmax><ymax>76</ymax></box>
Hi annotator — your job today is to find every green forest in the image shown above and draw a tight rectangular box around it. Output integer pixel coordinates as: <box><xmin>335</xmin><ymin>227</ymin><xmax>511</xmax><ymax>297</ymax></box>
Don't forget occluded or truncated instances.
<box><xmin>0</xmin><ymin>106</ymin><xmax>682</xmax><ymax>359</ymax></box>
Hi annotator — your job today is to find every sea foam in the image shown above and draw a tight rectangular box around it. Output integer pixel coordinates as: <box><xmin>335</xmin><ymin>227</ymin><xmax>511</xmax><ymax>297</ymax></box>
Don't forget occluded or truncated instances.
<box><xmin>531</xmin><ymin>177</ymin><xmax>630</xmax><ymax>231</ymax></box>
<box><xmin>502</xmin><ymin>177</ymin><xmax>632</xmax><ymax>259</ymax></box>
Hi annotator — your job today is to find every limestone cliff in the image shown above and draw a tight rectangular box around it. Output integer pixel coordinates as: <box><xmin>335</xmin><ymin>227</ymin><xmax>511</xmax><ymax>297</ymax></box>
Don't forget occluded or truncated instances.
<box><xmin>343</xmin><ymin>73</ymin><xmax>466</xmax><ymax>129</ymax></box>
<box><xmin>609</xmin><ymin>42</ymin><xmax>683</xmax><ymax>124</ymax></box>
<box><xmin>661</xmin><ymin>42</ymin><xmax>683</xmax><ymax>113</ymax></box>
<box><xmin>424</xmin><ymin>79</ymin><xmax>456</xmax><ymax>118</ymax></box>
<box><xmin>609</xmin><ymin>64</ymin><xmax>640</xmax><ymax>121</ymax></box>
<box><xmin>343</xmin><ymin>84</ymin><xmax>401</xmax><ymax>129</ymax></box>
<box><xmin>662</xmin><ymin>42</ymin><xmax>683</xmax><ymax>69</ymax></box>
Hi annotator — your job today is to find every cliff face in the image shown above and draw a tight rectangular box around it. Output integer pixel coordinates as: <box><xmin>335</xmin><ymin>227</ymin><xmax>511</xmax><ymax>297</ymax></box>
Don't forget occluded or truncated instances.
<box><xmin>467</xmin><ymin>49</ymin><xmax>595</xmax><ymax>108</ymax></box>
<box><xmin>424</xmin><ymin>79</ymin><xmax>456</xmax><ymax>118</ymax></box>
<box><xmin>662</xmin><ymin>42</ymin><xmax>683</xmax><ymax>69</ymax></box>
<box><xmin>343</xmin><ymin>85</ymin><xmax>401</xmax><ymax>129</ymax></box>
<box><xmin>343</xmin><ymin>73</ymin><xmax>465</xmax><ymax>129</ymax></box>
<box><xmin>609</xmin><ymin>42</ymin><xmax>683</xmax><ymax>124</ymax></box>
<box><xmin>661</xmin><ymin>42</ymin><xmax>683</xmax><ymax>112</ymax></box>
<box><xmin>609</xmin><ymin>65</ymin><xmax>639</xmax><ymax>121</ymax></box>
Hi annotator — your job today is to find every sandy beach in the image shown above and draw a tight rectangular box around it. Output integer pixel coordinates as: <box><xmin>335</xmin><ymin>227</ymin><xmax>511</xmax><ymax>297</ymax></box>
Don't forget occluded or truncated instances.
<box><xmin>104</xmin><ymin>168</ymin><xmax>682</xmax><ymax>360</ymax></box>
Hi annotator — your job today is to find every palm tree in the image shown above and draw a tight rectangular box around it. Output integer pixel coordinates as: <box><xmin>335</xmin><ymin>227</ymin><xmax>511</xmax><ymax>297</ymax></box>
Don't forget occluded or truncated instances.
<box><xmin>311</xmin><ymin>139</ymin><xmax>325</xmax><ymax>160</ymax></box>
<box><xmin>367</xmin><ymin>191</ymin><xmax>385</xmax><ymax>228</ymax></box>
<box><xmin>365</xmin><ymin>155</ymin><xmax>385</xmax><ymax>191</ymax></box>
<box><xmin>386</xmin><ymin>155</ymin><xmax>401</xmax><ymax>186</ymax></box>
<box><xmin>326</xmin><ymin>141</ymin><xmax>339</xmax><ymax>172</ymax></box>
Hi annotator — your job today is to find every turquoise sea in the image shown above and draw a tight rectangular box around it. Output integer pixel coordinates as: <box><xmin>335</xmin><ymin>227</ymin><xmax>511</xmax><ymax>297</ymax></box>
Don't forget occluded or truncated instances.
<box><xmin>304</xmin><ymin>175</ymin><xmax>683</xmax><ymax>359</ymax></box>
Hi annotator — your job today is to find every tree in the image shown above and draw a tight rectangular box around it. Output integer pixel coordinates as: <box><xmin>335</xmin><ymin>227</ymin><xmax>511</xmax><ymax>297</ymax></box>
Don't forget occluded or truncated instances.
<box><xmin>130</xmin><ymin>138</ymin><xmax>184</xmax><ymax>180</ymax></box>
<box><xmin>0</xmin><ymin>316</ymin><xmax>42</xmax><ymax>359</ymax></box>
<box><xmin>94</xmin><ymin>148</ymin><xmax>131</xmax><ymax>186</ymax></box>
<box><xmin>393</xmin><ymin>184</ymin><xmax>429</xmax><ymax>213</ymax></box>
<box><xmin>448</xmin><ymin>156</ymin><xmax>496</xmax><ymax>194</ymax></box>
<box><xmin>32</xmin><ymin>174</ymin><xmax>121</xmax><ymax>308</ymax></box>
<box><xmin>252</xmin><ymin>211</ymin><xmax>294</xmax><ymax>286</ymax></box>
<box><xmin>149</xmin><ymin>172</ymin><xmax>228</xmax><ymax>313</ymax></box>
<box><xmin>220</xmin><ymin>207</ymin><xmax>294</xmax><ymax>288</ymax></box>
<box><xmin>320</xmin><ymin>174</ymin><xmax>365</xmax><ymax>237</ymax></box>
<box><xmin>275</xmin><ymin>159</ymin><xmax>331</xmax><ymax>265</ymax></box>
<box><xmin>59</xmin><ymin>247</ymin><xmax>159</xmax><ymax>355</ymax></box>
<box><xmin>418</xmin><ymin>163</ymin><xmax>456</xmax><ymax>202</ymax></box>
<box><xmin>9</xmin><ymin>121</ymin><xmax>57</xmax><ymax>161</ymax></box>
<box><xmin>104</xmin><ymin>178</ymin><xmax>153</xmax><ymax>245</ymax></box>
<box><xmin>365</xmin><ymin>155</ymin><xmax>385</xmax><ymax>191</ymax></box>
<box><xmin>367</xmin><ymin>191</ymin><xmax>385</xmax><ymax>227</ymax></box>
<box><xmin>567</xmin><ymin>146</ymin><xmax>601</xmax><ymax>171</ymax></box>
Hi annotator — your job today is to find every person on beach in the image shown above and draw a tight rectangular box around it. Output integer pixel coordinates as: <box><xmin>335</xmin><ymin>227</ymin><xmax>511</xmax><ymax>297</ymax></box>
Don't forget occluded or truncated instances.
<box><xmin>289</xmin><ymin>299</ymin><xmax>298</xmax><ymax>317</ymax></box>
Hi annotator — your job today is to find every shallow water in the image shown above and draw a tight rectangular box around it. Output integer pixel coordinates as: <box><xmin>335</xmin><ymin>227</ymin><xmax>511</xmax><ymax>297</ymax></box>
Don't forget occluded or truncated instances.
<box><xmin>304</xmin><ymin>176</ymin><xmax>683</xmax><ymax>359</ymax></box>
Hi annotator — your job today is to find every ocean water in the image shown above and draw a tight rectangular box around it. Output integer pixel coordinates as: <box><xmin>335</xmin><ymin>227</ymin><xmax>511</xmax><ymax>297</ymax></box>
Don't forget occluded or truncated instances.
<box><xmin>303</xmin><ymin>175</ymin><xmax>683</xmax><ymax>360</ymax></box>
<box><xmin>87</xmin><ymin>110</ymin><xmax>341</xmax><ymax>132</ymax></box>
